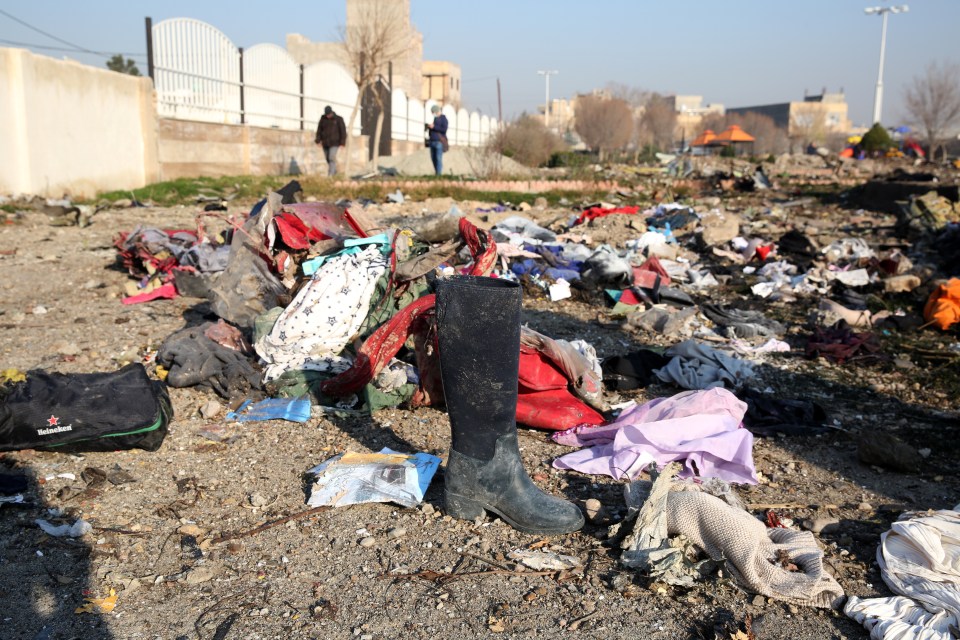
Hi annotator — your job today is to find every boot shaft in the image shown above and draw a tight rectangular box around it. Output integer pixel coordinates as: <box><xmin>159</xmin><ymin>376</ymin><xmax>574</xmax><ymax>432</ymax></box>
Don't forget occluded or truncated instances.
<box><xmin>436</xmin><ymin>276</ymin><xmax>521</xmax><ymax>460</ymax></box>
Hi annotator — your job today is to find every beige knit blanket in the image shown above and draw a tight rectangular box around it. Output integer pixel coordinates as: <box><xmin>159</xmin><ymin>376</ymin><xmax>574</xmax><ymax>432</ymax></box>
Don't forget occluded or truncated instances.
<box><xmin>621</xmin><ymin>465</ymin><xmax>844</xmax><ymax>609</ymax></box>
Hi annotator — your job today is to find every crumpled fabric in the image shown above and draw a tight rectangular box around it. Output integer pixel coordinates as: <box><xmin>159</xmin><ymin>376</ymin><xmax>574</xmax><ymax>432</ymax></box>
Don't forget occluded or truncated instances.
<box><xmin>157</xmin><ymin>323</ymin><xmax>262</xmax><ymax>400</ymax></box>
<box><xmin>654</xmin><ymin>340</ymin><xmax>755</xmax><ymax>390</ymax></box>
<box><xmin>491</xmin><ymin>216</ymin><xmax>557</xmax><ymax>243</ymax></box>
<box><xmin>622</xmin><ymin>468</ymin><xmax>844</xmax><ymax>608</ymax></box>
<box><xmin>520</xmin><ymin>327</ymin><xmax>606</xmax><ymax>411</ymax></box>
<box><xmin>701</xmin><ymin>303</ymin><xmax>786</xmax><ymax>339</ymax></box>
<box><xmin>256</xmin><ymin>245</ymin><xmax>388</xmax><ymax>382</ymax></box>
<box><xmin>573</xmin><ymin>205</ymin><xmax>639</xmax><ymax>227</ymax></box>
<box><xmin>823</xmin><ymin>237</ymin><xmax>876</xmax><ymax>263</ymax></box>
<box><xmin>552</xmin><ymin>388</ymin><xmax>758</xmax><ymax>484</ymax></box>
<box><xmin>806</xmin><ymin>325</ymin><xmax>883</xmax><ymax>364</ymax></box>
<box><xmin>923</xmin><ymin>278</ymin><xmax>960</xmax><ymax>330</ymax></box>
<box><xmin>844</xmin><ymin>507</ymin><xmax>960</xmax><ymax>639</ymax></box>
<box><xmin>580</xmin><ymin>245</ymin><xmax>633</xmax><ymax>287</ymax></box>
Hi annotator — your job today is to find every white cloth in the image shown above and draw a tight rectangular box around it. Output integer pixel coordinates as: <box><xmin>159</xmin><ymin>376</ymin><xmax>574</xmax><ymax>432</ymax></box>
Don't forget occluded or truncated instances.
<box><xmin>256</xmin><ymin>245</ymin><xmax>388</xmax><ymax>381</ymax></box>
<box><xmin>844</xmin><ymin>507</ymin><xmax>960</xmax><ymax>639</ymax></box>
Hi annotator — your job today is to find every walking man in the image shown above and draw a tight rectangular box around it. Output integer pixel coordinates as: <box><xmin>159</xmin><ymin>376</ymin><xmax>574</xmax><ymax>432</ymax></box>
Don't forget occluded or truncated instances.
<box><xmin>315</xmin><ymin>106</ymin><xmax>347</xmax><ymax>177</ymax></box>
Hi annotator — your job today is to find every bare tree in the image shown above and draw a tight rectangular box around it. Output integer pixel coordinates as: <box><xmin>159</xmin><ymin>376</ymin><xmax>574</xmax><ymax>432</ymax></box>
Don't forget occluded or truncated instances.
<box><xmin>574</xmin><ymin>95</ymin><xmax>634</xmax><ymax>161</ymax></box>
<box><xmin>904</xmin><ymin>60</ymin><xmax>960</xmax><ymax>161</ymax></box>
<box><xmin>339</xmin><ymin>0</ymin><xmax>412</xmax><ymax>174</ymax></box>
<box><xmin>727</xmin><ymin>112</ymin><xmax>789</xmax><ymax>156</ymax></box>
<box><xmin>637</xmin><ymin>93</ymin><xmax>677</xmax><ymax>154</ymax></box>
<box><xmin>488</xmin><ymin>113</ymin><xmax>564</xmax><ymax>167</ymax></box>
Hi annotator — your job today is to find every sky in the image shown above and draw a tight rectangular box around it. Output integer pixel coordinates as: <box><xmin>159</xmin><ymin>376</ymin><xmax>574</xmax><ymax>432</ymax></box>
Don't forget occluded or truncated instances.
<box><xmin>2</xmin><ymin>1</ymin><xmax>959</xmax><ymax>129</ymax></box>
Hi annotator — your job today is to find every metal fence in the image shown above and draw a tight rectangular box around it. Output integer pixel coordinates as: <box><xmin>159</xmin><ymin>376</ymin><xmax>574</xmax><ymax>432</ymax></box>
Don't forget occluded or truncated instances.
<box><xmin>148</xmin><ymin>17</ymin><xmax>494</xmax><ymax>147</ymax></box>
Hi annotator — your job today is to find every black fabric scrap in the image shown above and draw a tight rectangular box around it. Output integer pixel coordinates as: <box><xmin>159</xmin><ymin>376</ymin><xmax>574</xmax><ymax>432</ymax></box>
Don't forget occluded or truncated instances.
<box><xmin>739</xmin><ymin>388</ymin><xmax>829</xmax><ymax>437</ymax></box>
<box><xmin>601</xmin><ymin>350</ymin><xmax>671</xmax><ymax>391</ymax></box>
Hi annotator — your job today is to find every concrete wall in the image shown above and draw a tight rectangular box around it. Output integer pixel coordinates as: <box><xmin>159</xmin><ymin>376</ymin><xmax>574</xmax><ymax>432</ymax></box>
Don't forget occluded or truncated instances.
<box><xmin>157</xmin><ymin>118</ymin><xmax>370</xmax><ymax>180</ymax></box>
<box><xmin>0</xmin><ymin>47</ymin><xmax>159</xmax><ymax>197</ymax></box>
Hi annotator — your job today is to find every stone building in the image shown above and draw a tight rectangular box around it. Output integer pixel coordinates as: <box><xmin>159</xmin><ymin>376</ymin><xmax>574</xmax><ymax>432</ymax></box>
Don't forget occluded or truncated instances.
<box><xmin>726</xmin><ymin>91</ymin><xmax>852</xmax><ymax>141</ymax></box>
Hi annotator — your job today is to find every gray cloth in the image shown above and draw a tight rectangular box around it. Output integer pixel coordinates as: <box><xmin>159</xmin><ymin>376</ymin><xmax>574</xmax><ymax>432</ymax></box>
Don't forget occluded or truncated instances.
<box><xmin>324</xmin><ymin>145</ymin><xmax>339</xmax><ymax>177</ymax></box>
<box><xmin>157</xmin><ymin>323</ymin><xmax>262</xmax><ymax>400</ymax></box>
<box><xmin>621</xmin><ymin>464</ymin><xmax>844</xmax><ymax>609</ymax></box>
<box><xmin>654</xmin><ymin>340</ymin><xmax>755</xmax><ymax>390</ymax></box>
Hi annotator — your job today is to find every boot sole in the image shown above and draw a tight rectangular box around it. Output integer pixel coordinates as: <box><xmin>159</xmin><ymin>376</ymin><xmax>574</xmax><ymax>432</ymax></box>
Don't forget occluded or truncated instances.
<box><xmin>445</xmin><ymin>492</ymin><xmax>584</xmax><ymax>535</ymax></box>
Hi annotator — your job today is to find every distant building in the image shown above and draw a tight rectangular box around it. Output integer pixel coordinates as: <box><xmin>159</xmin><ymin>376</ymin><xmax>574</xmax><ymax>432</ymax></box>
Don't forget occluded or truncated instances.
<box><xmin>421</xmin><ymin>60</ymin><xmax>461</xmax><ymax>107</ymax></box>
<box><xmin>668</xmin><ymin>95</ymin><xmax>725</xmax><ymax>144</ymax></box>
<box><xmin>726</xmin><ymin>91</ymin><xmax>851</xmax><ymax>141</ymax></box>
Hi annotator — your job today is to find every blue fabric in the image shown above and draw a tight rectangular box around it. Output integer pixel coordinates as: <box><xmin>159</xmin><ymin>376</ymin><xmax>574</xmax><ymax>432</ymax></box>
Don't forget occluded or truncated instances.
<box><xmin>429</xmin><ymin>114</ymin><xmax>448</xmax><ymax>141</ymax></box>
<box><xmin>429</xmin><ymin>140</ymin><xmax>444</xmax><ymax>176</ymax></box>
<box><xmin>227</xmin><ymin>396</ymin><xmax>312</xmax><ymax>423</ymax></box>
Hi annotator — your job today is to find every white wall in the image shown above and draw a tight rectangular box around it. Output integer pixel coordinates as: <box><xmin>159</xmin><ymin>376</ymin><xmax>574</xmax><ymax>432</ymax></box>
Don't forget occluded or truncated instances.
<box><xmin>0</xmin><ymin>48</ymin><xmax>159</xmax><ymax>197</ymax></box>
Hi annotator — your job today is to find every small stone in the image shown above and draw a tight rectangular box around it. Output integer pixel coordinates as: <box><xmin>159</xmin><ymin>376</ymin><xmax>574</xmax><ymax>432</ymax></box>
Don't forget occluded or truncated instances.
<box><xmin>387</xmin><ymin>527</ymin><xmax>406</xmax><ymax>540</ymax></box>
<box><xmin>788</xmin><ymin>604</ymin><xmax>799</xmax><ymax>614</ymax></box>
<box><xmin>804</xmin><ymin>517</ymin><xmax>840</xmax><ymax>535</ymax></box>
<box><xmin>466</xmin><ymin>536</ymin><xmax>481</xmax><ymax>547</ymax></box>
<box><xmin>199</xmin><ymin>400</ymin><xmax>222</xmax><ymax>419</ymax></box>
<box><xmin>752</xmin><ymin>595</ymin><xmax>766</xmax><ymax>606</ymax></box>
<box><xmin>533</xmin><ymin>197</ymin><xmax>548</xmax><ymax>209</ymax></box>
<box><xmin>857</xmin><ymin>432</ymin><xmax>922</xmax><ymax>472</ymax></box>
<box><xmin>178</xmin><ymin>524</ymin><xmax>206</xmax><ymax>538</ymax></box>
<box><xmin>32</xmin><ymin>305</ymin><xmax>48</xmax><ymax>315</ymax></box>
<box><xmin>359</xmin><ymin>536</ymin><xmax>376</xmax><ymax>548</ymax></box>
<box><xmin>584</xmin><ymin>498</ymin><xmax>603</xmax><ymax>523</ymax></box>
<box><xmin>183</xmin><ymin>566</ymin><xmax>216</xmax><ymax>585</ymax></box>
<box><xmin>421</xmin><ymin>503</ymin><xmax>435</xmax><ymax>516</ymax></box>
<box><xmin>858</xmin><ymin>502</ymin><xmax>874</xmax><ymax>512</ymax></box>
<box><xmin>249</xmin><ymin>493</ymin><xmax>269</xmax><ymax>508</ymax></box>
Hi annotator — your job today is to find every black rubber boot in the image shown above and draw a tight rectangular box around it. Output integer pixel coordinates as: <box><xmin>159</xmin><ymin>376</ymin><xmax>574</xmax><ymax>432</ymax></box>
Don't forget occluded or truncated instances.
<box><xmin>436</xmin><ymin>276</ymin><xmax>584</xmax><ymax>535</ymax></box>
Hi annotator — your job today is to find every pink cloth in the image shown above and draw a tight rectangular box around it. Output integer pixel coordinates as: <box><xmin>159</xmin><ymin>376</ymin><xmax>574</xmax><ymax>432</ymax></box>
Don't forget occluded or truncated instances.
<box><xmin>121</xmin><ymin>282</ymin><xmax>178</xmax><ymax>305</ymax></box>
<box><xmin>552</xmin><ymin>388</ymin><xmax>757</xmax><ymax>484</ymax></box>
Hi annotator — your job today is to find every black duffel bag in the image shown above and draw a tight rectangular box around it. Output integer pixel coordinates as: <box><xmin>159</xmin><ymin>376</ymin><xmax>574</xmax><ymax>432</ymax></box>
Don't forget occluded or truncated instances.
<box><xmin>0</xmin><ymin>363</ymin><xmax>172</xmax><ymax>452</ymax></box>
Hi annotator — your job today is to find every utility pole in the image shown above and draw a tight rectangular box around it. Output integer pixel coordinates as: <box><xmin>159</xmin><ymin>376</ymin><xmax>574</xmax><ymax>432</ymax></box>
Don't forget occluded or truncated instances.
<box><xmin>865</xmin><ymin>4</ymin><xmax>908</xmax><ymax>125</ymax></box>
<box><xmin>497</xmin><ymin>77</ymin><xmax>502</xmax><ymax>123</ymax></box>
<box><xmin>537</xmin><ymin>70</ymin><xmax>558</xmax><ymax>130</ymax></box>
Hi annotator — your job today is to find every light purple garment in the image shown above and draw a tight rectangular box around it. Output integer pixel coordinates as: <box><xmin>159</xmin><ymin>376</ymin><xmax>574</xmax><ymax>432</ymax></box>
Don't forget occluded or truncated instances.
<box><xmin>552</xmin><ymin>388</ymin><xmax>758</xmax><ymax>484</ymax></box>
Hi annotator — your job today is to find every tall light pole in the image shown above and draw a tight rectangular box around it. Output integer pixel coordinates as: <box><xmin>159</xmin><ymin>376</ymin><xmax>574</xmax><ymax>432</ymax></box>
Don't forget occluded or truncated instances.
<box><xmin>864</xmin><ymin>4</ymin><xmax>908</xmax><ymax>125</ymax></box>
<box><xmin>537</xmin><ymin>70</ymin><xmax>558</xmax><ymax>130</ymax></box>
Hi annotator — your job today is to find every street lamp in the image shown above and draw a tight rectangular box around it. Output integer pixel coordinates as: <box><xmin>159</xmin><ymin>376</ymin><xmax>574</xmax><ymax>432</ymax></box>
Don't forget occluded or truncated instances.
<box><xmin>864</xmin><ymin>4</ymin><xmax>908</xmax><ymax>125</ymax></box>
<box><xmin>537</xmin><ymin>70</ymin><xmax>558</xmax><ymax>130</ymax></box>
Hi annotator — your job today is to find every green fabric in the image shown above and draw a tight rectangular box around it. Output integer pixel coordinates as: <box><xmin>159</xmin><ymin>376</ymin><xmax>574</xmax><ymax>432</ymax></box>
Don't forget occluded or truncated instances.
<box><xmin>253</xmin><ymin>307</ymin><xmax>284</xmax><ymax>345</ymax></box>
<box><xmin>363</xmin><ymin>382</ymin><xmax>416</xmax><ymax>413</ymax></box>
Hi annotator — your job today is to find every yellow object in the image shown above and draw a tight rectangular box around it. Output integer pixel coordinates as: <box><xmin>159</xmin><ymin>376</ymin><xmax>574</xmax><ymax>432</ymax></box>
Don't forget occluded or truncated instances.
<box><xmin>76</xmin><ymin>588</ymin><xmax>118</xmax><ymax>614</ymax></box>
<box><xmin>155</xmin><ymin>365</ymin><xmax>169</xmax><ymax>381</ymax></box>
<box><xmin>0</xmin><ymin>369</ymin><xmax>26</xmax><ymax>384</ymax></box>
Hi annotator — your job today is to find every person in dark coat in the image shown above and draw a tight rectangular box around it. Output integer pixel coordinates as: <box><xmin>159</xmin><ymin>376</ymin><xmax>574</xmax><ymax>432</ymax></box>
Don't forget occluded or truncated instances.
<box><xmin>426</xmin><ymin>104</ymin><xmax>448</xmax><ymax>176</ymax></box>
<box><xmin>315</xmin><ymin>106</ymin><xmax>347</xmax><ymax>177</ymax></box>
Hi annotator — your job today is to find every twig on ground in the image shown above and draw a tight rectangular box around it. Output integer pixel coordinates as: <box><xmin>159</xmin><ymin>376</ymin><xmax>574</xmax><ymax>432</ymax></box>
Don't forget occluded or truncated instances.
<box><xmin>213</xmin><ymin>506</ymin><xmax>329</xmax><ymax>544</ymax></box>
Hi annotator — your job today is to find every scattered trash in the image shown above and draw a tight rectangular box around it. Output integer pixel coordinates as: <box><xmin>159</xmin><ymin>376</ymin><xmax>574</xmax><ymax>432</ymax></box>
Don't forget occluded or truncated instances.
<box><xmin>36</xmin><ymin>518</ymin><xmax>92</xmax><ymax>538</ymax></box>
<box><xmin>507</xmin><ymin>549</ymin><xmax>582</xmax><ymax>571</ymax></box>
<box><xmin>75</xmin><ymin>588</ymin><xmax>118</xmax><ymax>614</ymax></box>
<box><xmin>306</xmin><ymin>448</ymin><xmax>441</xmax><ymax>508</ymax></box>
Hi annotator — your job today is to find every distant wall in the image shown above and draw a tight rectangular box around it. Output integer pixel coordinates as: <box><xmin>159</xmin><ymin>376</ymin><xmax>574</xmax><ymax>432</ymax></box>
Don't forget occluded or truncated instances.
<box><xmin>0</xmin><ymin>47</ymin><xmax>159</xmax><ymax>197</ymax></box>
<box><xmin>157</xmin><ymin>118</ymin><xmax>369</xmax><ymax>179</ymax></box>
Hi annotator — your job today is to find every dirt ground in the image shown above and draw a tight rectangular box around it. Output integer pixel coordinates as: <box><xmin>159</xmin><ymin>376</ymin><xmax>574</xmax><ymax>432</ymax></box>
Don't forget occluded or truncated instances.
<box><xmin>0</xmin><ymin>172</ymin><xmax>958</xmax><ymax>640</ymax></box>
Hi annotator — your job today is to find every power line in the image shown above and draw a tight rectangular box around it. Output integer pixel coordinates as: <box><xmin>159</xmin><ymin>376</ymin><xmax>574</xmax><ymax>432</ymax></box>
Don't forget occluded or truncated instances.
<box><xmin>0</xmin><ymin>8</ymin><xmax>136</xmax><ymax>59</ymax></box>
<box><xmin>0</xmin><ymin>37</ymin><xmax>146</xmax><ymax>59</ymax></box>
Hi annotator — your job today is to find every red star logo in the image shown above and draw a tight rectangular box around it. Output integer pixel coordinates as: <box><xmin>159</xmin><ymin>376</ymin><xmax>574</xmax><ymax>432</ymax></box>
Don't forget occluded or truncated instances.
<box><xmin>46</xmin><ymin>415</ymin><xmax>60</xmax><ymax>427</ymax></box>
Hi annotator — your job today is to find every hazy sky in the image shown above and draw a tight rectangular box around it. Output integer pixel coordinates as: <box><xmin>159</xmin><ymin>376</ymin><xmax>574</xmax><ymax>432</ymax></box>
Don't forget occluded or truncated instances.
<box><xmin>2</xmin><ymin>1</ymin><xmax>958</xmax><ymax>128</ymax></box>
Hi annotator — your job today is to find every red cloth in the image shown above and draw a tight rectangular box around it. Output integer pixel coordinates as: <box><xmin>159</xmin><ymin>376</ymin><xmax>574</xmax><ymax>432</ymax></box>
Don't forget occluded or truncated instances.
<box><xmin>273</xmin><ymin>212</ymin><xmax>328</xmax><ymax>249</ymax></box>
<box><xmin>573</xmin><ymin>206</ymin><xmax>640</xmax><ymax>227</ymax></box>
<box><xmin>633</xmin><ymin>255</ymin><xmax>671</xmax><ymax>288</ymax></box>
<box><xmin>517</xmin><ymin>348</ymin><xmax>604</xmax><ymax>430</ymax></box>
<box><xmin>121</xmin><ymin>282</ymin><xmax>177</xmax><ymax>305</ymax></box>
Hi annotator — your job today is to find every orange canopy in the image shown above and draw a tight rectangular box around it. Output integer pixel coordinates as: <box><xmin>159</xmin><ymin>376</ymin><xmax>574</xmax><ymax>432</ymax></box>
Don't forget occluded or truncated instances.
<box><xmin>713</xmin><ymin>125</ymin><xmax>755</xmax><ymax>143</ymax></box>
<box><xmin>690</xmin><ymin>129</ymin><xmax>717</xmax><ymax>147</ymax></box>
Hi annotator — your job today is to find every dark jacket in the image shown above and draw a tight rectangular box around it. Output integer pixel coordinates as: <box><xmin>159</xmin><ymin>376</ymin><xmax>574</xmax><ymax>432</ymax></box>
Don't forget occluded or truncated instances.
<box><xmin>429</xmin><ymin>114</ymin><xmax>448</xmax><ymax>142</ymax></box>
<box><xmin>316</xmin><ymin>113</ymin><xmax>347</xmax><ymax>148</ymax></box>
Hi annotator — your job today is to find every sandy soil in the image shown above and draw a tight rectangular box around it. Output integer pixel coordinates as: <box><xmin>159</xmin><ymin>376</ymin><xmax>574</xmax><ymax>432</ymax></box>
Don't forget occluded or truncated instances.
<box><xmin>0</xmin><ymin>178</ymin><xmax>958</xmax><ymax>640</ymax></box>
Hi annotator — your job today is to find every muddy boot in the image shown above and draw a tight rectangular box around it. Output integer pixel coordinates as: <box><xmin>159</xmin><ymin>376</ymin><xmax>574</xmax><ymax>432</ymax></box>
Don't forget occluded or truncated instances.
<box><xmin>436</xmin><ymin>276</ymin><xmax>584</xmax><ymax>535</ymax></box>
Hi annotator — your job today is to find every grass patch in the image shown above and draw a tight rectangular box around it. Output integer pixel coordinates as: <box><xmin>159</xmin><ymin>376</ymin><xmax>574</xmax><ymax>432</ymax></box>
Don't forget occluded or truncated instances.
<box><xmin>88</xmin><ymin>175</ymin><xmax>617</xmax><ymax>208</ymax></box>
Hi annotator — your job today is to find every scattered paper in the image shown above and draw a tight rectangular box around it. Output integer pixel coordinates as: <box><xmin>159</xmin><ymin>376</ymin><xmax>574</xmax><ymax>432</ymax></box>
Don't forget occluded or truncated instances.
<box><xmin>76</xmin><ymin>588</ymin><xmax>118</xmax><ymax>614</ymax></box>
<box><xmin>36</xmin><ymin>518</ymin><xmax>92</xmax><ymax>538</ymax></box>
<box><xmin>508</xmin><ymin>549</ymin><xmax>582</xmax><ymax>571</ymax></box>
<box><xmin>307</xmin><ymin>448</ymin><xmax>441</xmax><ymax>508</ymax></box>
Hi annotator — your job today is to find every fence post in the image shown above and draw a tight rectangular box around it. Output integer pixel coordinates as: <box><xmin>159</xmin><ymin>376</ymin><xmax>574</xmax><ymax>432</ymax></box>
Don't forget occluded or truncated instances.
<box><xmin>299</xmin><ymin>64</ymin><xmax>305</xmax><ymax>131</ymax></box>
<box><xmin>238</xmin><ymin>47</ymin><xmax>245</xmax><ymax>124</ymax></box>
<box><xmin>144</xmin><ymin>17</ymin><xmax>154</xmax><ymax>80</ymax></box>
